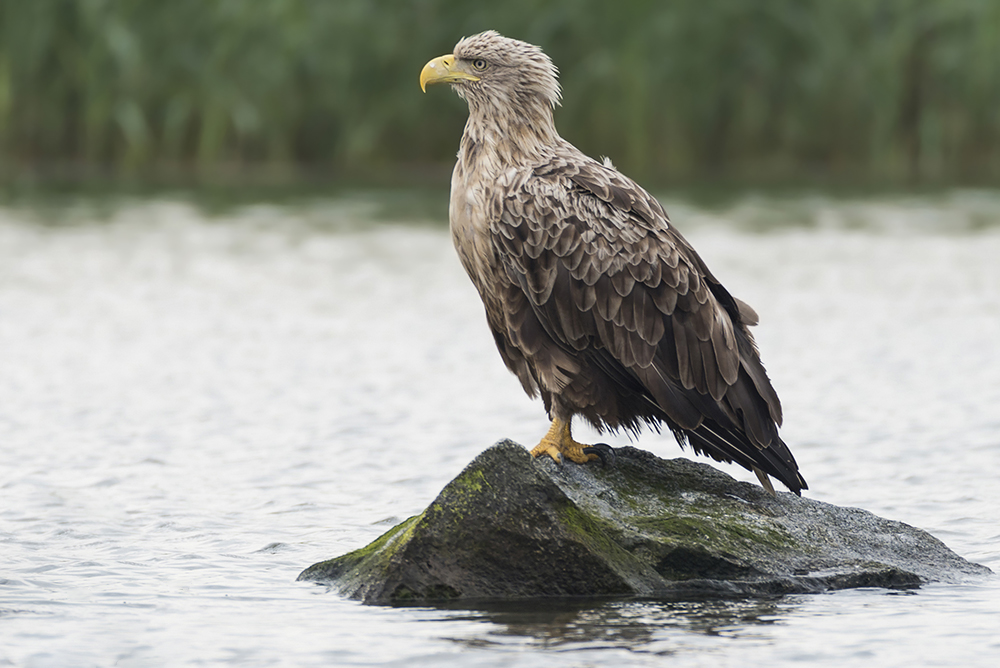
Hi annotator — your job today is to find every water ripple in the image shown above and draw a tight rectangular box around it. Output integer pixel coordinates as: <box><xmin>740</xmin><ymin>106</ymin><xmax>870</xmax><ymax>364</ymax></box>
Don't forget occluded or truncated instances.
<box><xmin>0</xmin><ymin>197</ymin><xmax>997</xmax><ymax>667</ymax></box>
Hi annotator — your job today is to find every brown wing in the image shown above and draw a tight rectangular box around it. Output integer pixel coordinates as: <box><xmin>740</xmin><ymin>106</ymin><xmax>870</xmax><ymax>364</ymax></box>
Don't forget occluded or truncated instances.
<box><xmin>490</xmin><ymin>155</ymin><xmax>806</xmax><ymax>493</ymax></box>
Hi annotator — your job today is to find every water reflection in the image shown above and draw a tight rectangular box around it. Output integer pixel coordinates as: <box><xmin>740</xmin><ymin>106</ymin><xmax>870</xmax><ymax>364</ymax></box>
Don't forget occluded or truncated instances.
<box><xmin>439</xmin><ymin>597</ymin><xmax>793</xmax><ymax>651</ymax></box>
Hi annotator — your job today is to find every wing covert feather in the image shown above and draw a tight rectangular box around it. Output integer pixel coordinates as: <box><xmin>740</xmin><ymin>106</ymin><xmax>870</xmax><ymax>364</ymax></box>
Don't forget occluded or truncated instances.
<box><xmin>489</xmin><ymin>156</ymin><xmax>781</xmax><ymax>448</ymax></box>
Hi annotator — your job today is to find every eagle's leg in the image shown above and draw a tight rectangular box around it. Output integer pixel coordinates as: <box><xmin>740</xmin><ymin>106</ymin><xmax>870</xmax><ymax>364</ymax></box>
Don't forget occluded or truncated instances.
<box><xmin>530</xmin><ymin>417</ymin><xmax>600</xmax><ymax>465</ymax></box>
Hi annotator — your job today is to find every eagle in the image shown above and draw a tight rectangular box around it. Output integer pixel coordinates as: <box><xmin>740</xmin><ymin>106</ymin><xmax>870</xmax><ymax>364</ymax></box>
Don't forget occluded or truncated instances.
<box><xmin>420</xmin><ymin>31</ymin><xmax>807</xmax><ymax>495</ymax></box>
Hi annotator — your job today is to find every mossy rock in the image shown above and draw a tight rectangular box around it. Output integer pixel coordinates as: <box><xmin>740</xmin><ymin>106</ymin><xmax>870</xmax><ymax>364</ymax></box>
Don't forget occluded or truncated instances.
<box><xmin>298</xmin><ymin>440</ymin><xmax>990</xmax><ymax>604</ymax></box>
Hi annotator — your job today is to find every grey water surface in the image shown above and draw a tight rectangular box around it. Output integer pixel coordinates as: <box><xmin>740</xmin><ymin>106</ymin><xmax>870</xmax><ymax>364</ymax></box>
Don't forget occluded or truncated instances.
<box><xmin>1</xmin><ymin>192</ymin><xmax>998</xmax><ymax>667</ymax></box>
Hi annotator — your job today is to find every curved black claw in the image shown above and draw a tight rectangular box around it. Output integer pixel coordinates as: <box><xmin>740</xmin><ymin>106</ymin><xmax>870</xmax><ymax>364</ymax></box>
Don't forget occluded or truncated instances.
<box><xmin>582</xmin><ymin>443</ymin><xmax>616</xmax><ymax>468</ymax></box>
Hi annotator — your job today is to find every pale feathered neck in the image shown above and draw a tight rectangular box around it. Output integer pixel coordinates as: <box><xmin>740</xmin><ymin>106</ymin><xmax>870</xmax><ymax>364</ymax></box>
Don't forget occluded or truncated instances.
<box><xmin>459</xmin><ymin>93</ymin><xmax>561</xmax><ymax>172</ymax></box>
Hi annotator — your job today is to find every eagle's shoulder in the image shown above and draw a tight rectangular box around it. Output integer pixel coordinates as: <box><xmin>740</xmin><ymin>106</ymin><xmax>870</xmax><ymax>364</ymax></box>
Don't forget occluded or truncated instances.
<box><xmin>489</xmin><ymin>151</ymin><xmax>697</xmax><ymax>310</ymax></box>
<box><xmin>490</xmin><ymin>150</ymin><xmax>668</xmax><ymax>231</ymax></box>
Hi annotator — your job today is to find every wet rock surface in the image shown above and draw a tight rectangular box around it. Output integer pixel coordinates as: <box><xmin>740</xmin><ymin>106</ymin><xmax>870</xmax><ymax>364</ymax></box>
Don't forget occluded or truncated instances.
<box><xmin>298</xmin><ymin>440</ymin><xmax>991</xmax><ymax>604</ymax></box>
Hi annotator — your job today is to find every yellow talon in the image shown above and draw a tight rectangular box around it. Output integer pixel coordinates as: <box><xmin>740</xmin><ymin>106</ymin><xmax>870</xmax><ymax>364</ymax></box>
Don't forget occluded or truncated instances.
<box><xmin>529</xmin><ymin>418</ymin><xmax>599</xmax><ymax>464</ymax></box>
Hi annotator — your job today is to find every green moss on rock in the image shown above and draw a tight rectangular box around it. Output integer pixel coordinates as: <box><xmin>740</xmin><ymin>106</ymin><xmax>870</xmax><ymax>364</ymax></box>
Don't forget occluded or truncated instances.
<box><xmin>298</xmin><ymin>440</ymin><xmax>990</xmax><ymax>603</ymax></box>
<box><xmin>298</xmin><ymin>513</ymin><xmax>423</xmax><ymax>583</ymax></box>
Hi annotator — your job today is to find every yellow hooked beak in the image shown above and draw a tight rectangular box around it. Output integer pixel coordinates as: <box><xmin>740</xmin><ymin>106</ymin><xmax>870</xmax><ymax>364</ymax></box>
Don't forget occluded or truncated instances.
<box><xmin>420</xmin><ymin>54</ymin><xmax>480</xmax><ymax>92</ymax></box>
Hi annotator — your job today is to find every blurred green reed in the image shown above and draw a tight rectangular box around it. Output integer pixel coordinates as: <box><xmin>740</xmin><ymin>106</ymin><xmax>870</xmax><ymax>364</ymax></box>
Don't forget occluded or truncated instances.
<box><xmin>0</xmin><ymin>0</ymin><xmax>998</xmax><ymax>185</ymax></box>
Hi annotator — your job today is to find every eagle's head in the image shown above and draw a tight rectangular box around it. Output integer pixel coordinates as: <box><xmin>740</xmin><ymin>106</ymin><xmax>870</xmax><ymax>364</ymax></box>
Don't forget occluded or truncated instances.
<box><xmin>420</xmin><ymin>31</ymin><xmax>561</xmax><ymax>112</ymax></box>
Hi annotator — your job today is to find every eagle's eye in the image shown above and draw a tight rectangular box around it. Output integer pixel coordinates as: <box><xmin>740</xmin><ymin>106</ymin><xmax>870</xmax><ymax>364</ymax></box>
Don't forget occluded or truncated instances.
<box><xmin>471</xmin><ymin>58</ymin><xmax>488</xmax><ymax>71</ymax></box>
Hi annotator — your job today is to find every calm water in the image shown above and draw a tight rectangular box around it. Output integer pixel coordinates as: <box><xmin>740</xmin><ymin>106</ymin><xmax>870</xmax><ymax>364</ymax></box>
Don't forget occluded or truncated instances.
<box><xmin>1</xmin><ymin>192</ymin><xmax>998</xmax><ymax>667</ymax></box>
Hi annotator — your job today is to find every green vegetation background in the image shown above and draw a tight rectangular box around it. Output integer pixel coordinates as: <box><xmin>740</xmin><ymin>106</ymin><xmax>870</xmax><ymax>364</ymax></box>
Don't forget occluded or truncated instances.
<box><xmin>1</xmin><ymin>0</ymin><xmax>998</xmax><ymax>187</ymax></box>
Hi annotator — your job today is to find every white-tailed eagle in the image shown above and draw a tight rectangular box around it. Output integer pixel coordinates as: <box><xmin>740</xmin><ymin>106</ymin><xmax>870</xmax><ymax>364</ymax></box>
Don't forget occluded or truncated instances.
<box><xmin>420</xmin><ymin>31</ymin><xmax>807</xmax><ymax>494</ymax></box>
